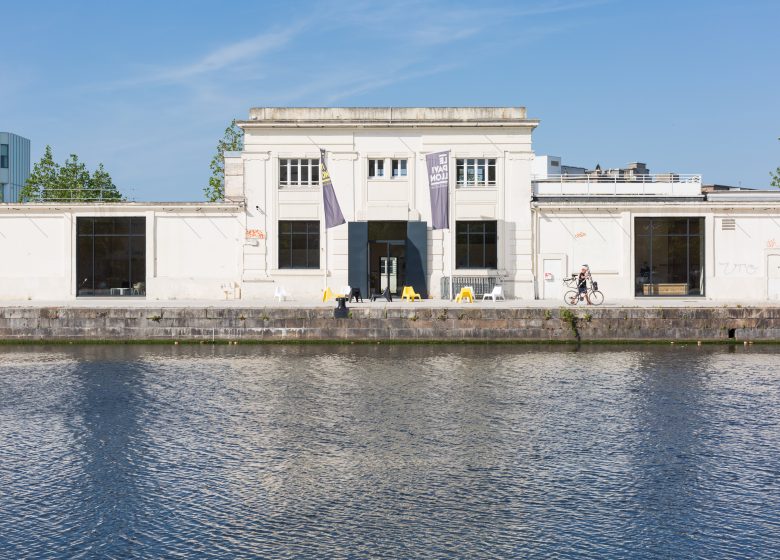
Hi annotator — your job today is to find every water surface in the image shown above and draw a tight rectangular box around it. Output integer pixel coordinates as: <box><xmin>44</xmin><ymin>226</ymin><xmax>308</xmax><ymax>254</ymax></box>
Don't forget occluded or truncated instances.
<box><xmin>1</xmin><ymin>344</ymin><xmax>779</xmax><ymax>559</ymax></box>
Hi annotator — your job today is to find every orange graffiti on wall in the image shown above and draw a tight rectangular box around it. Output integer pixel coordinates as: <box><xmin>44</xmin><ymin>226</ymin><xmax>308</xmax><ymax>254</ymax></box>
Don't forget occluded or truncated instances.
<box><xmin>246</xmin><ymin>229</ymin><xmax>265</xmax><ymax>240</ymax></box>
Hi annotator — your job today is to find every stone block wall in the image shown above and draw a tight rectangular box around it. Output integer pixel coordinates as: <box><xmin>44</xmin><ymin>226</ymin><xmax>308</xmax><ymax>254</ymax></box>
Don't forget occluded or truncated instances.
<box><xmin>1</xmin><ymin>306</ymin><xmax>779</xmax><ymax>342</ymax></box>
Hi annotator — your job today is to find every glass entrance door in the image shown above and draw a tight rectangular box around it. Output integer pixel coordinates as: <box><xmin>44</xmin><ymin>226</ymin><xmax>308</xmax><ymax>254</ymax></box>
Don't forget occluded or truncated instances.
<box><xmin>369</xmin><ymin>240</ymin><xmax>405</xmax><ymax>296</ymax></box>
<box><xmin>380</xmin><ymin>257</ymin><xmax>398</xmax><ymax>293</ymax></box>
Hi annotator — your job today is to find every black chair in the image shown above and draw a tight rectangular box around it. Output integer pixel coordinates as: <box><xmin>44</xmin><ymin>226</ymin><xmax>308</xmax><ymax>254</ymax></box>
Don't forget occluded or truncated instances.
<box><xmin>370</xmin><ymin>287</ymin><xmax>393</xmax><ymax>302</ymax></box>
<box><xmin>349</xmin><ymin>287</ymin><xmax>363</xmax><ymax>303</ymax></box>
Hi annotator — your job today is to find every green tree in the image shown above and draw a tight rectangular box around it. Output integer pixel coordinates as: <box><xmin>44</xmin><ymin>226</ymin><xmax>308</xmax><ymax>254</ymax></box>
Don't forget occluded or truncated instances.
<box><xmin>20</xmin><ymin>147</ymin><xmax>123</xmax><ymax>202</ymax></box>
<box><xmin>56</xmin><ymin>154</ymin><xmax>91</xmax><ymax>200</ymax></box>
<box><xmin>204</xmin><ymin>119</ymin><xmax>244</xmax><ymax>202</ymax></box>
<box><xmin>89</xmin><ymin>163</ymin><xmax>123</xmax><ymax>201</ymax></box>
<box><xmin>20</xmin><ymin>145</ymin><xmax>59</xmax><ymax>201</ymax></box>
<box><xmin>772</xmin><ymin>166</ymin><xmax>780</xmax><ymax>189</ymax></box>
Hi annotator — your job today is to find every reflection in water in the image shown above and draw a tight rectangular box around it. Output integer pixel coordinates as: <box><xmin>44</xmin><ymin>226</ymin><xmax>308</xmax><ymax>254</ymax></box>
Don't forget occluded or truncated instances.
<box><xmin>1</xmin><ymin>344</ymin><xmax>779</xmax><ymax>559</ymax></box>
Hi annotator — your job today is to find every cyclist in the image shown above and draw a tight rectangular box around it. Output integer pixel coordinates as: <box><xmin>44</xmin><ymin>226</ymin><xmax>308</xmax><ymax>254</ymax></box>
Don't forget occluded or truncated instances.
<box><xmin>577</xmin><ymin>265</ymin><xmax>592</xmax><ymax>305</ymax></box>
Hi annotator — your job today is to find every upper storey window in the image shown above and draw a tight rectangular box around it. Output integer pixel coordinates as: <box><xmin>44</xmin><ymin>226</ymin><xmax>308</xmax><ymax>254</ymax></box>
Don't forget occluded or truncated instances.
<box><xmin>368</xmin><ymin>158</ymin><xmax>407</xmax><ymax>179</ymax></box>
<box><xmin>280</xmin><ymin>158</ymin><xmax>319</xmax><ymax>188</ymax></box>
<box><xmin>456</xmin><ymin>158</ymin><xmax>496</xmax><ymax>187</ymax></box>
<box><xmin>368</xmin><ymin>159</ymin><xmax>385</xmax><ymax>178</ymax></box>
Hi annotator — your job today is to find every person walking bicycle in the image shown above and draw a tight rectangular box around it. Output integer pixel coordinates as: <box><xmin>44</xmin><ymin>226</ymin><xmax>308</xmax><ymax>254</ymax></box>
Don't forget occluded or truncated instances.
<box><xmin>563</xmin><ymin>264</ymin><xmax>604</xmax><ymax>306</ymax></box>
<box><xmin>576</xmin><ymin>265</ymin><xmax>592</xmax><ymax>305</ymax></box>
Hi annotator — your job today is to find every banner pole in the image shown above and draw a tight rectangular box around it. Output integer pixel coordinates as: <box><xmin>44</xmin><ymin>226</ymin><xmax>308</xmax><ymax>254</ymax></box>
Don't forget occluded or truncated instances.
<box><xmin>324</xmin><ymin>226</ymin><xmax>328</xmax><ymax>291</ymax></box>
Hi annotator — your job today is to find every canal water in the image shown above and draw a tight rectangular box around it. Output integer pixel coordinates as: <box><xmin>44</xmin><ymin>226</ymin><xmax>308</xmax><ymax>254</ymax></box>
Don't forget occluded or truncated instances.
<box><xmin>1</xmin><ymin>344</ymin><xmax>779</xmax><ymax>559</ymax></box>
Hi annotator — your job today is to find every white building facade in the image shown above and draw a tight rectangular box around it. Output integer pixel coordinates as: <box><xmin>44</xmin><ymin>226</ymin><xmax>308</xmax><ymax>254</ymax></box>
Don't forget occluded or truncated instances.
<box><xmin>227</xmin><ymin>107</ymin><xmax>539</xmax><ymax>300</ymax></box>
<box><xmin>1</xmin><ymin>106</ymin><xmax>779</xmax><ymax>303</ymax></box>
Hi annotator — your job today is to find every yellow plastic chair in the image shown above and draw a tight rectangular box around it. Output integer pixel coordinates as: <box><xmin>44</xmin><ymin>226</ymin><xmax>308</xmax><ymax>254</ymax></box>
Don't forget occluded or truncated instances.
<box><xmin>322</xmin><ymin>287</ymin><xmax>334</xmax><ymax>302</ymax></box>
<box><xmin>401</xmin><ymin>286</ymin><xmax>422</xmax><ymax>301</ymax></box>
<box><xmin>455</xmin><ymin>286</ymin><xmax>475</xmax><ymax>303</ymax></box>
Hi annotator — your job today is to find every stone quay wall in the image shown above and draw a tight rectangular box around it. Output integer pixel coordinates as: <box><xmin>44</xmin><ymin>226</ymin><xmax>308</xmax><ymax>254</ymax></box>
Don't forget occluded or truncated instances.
<box><xmin>1</xmin><ymin>306</ymin><xmax>780</xmax><ymax>342</ymax></box>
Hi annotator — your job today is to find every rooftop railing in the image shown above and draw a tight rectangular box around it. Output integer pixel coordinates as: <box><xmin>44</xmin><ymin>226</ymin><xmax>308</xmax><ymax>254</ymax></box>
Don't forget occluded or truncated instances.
<box><xmin>11</xmin><ymin>188</ymin><xmax>127</xmax><ymax>203</ymax></box>
<box><xmin>533</xmin><ymin>174</ymin><xmax>702</xmax><ymax>197</ymax></box>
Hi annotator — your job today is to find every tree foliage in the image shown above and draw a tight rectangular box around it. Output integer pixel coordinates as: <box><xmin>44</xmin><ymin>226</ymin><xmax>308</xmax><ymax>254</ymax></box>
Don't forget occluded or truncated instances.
<box><xmin>772</xmin><ymin>166</ymin><xmax>780</xmax><ymax>189</ymax></box>
<box><xmin>20</xmin><ymin>146</ymin><xmax>123</xmax><ymax>202</ymax></box>
<box><xmin>204</xmin><ymin>119</ymin><xmax>244</xmax><ymax>202</ymax></box>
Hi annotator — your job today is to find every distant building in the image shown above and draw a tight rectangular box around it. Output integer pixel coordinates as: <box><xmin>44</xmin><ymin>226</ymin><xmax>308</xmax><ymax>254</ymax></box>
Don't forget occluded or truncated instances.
<box><xmin>534</xmin><ymin>156</ymin><xmax>655</xmax><ymax>181</ymax></box>
<box><xmin>0</xmin><ymin>132</ymin><xmax>30</xmax><ymax>203</ymax></box>
<box><xmin>701</xmin><ymin>184</ymin><xmax>754</xmax><ymax>193</ymax></box>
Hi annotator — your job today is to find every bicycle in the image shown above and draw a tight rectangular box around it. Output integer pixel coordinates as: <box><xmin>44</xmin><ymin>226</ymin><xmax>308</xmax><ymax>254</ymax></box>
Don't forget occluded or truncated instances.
<box><xmin>563</xmin><ymin>274</ymin><xmax>604</xmax><ymax>306</ymax></box>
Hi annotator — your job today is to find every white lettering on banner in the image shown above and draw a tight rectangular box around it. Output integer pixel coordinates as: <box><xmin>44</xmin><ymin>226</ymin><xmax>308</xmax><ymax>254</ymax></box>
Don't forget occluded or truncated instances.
<box><xmin>429</xmin><ymin>163</ymin><xmax>448</xmax><ymax>183</ymax></box>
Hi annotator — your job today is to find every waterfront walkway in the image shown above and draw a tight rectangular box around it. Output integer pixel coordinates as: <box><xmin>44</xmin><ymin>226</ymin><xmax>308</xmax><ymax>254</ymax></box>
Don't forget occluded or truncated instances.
<box><xmin>1</xmin><ymin>297</ymin><xmax>778</xmax><ymax>309</ymax></box>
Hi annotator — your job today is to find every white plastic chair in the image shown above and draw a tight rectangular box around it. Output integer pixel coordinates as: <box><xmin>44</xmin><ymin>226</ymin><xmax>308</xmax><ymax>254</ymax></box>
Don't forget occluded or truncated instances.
<box><xmin>274</xmin><ymin>286</ymin><xmax>291</xmax><ymax>302</ymax></box>
<box><xmin>482</xmin><ymin>285</ymin><xmax>505</xmax><ymax>301</ymax></box>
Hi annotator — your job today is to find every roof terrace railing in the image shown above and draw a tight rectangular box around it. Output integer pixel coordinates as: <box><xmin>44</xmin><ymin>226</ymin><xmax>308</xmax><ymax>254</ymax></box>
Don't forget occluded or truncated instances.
<box><xmin>533</xmin><ymin>174</ymin><xmax>702</xmax><ymax>197</ymax></box>
<box><xmin>12</xmin><ymin>188</ymin><xmax>126</xmax><ymax>203</ymax></box>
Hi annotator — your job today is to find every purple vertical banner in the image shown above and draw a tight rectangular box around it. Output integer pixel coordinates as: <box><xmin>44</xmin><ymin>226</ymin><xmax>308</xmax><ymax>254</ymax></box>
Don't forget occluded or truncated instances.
<box><xmin>320</xmin><ymin>149</ymin><xmax>346</xmax><ymax>229</ymax></box>
<box><xmin>426</xmin><ymin>150</ymin><xmax>450</xmax><ymax>229</ymax></box>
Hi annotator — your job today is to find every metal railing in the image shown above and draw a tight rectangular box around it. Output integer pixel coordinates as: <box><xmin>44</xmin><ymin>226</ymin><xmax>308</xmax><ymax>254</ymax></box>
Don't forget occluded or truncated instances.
<box><xmin>17</xmin><ymin>188</ymin><xmax>126</xmax><ymax>203</ymax></box>
<box><xmin>440</xmin><ymin>276</ymin><xmax>501</xmax><ymax>299</ymax></box>
<box><xmin>532</xmin><ymin>174</ymin><xmax>702</xmax><ymax>197</ymax></box>
<box><xmin>533</xmin><ymin>173</ymin><xmax>701</xmax><ymax>183</ymax></box>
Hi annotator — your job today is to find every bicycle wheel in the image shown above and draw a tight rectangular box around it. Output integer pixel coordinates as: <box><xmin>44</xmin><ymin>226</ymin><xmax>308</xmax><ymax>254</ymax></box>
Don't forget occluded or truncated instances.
<box><xmin>564</xmin><ymin>290</ymin><xmax>580</xmax><ymax>306</ymax></box>
<box><xmin>589</xmin><ymin>290</ymin><xmax>604</xmax><ymax>305</ymax></box>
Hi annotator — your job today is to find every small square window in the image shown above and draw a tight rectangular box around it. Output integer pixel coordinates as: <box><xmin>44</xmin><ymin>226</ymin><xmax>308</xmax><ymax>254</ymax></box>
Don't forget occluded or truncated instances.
<box><xmin>368</xmin><ymin>159</ymin><xmax>385</xmax><ymax>178</ymax></box>
<box><xmin>392</xmin><ymin>159</ymin><xmax>407</xmax><ymax>177</ymax></box>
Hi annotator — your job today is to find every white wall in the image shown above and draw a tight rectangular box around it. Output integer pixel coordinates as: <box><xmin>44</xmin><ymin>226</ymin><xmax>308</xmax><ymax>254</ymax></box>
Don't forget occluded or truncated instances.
<box><xmin>0</xmin><ymin>205</ymin><xmax>243</xmax><ymax>301</ymax></box>
<box><xmin>0</xmin><ymin>214</ymin><xmax>70</xmax><ymax>299</ymax></box>
<box><xmin>151</xmin><ymin>214</ymin><xmax>243</xmax><ymax>299</ymax></box>
<box><xmin>710</xmin><ymin>214</ymin><xmax>780</xmax><ymax>300</ymax></box>
<box><xmin>537</xmin><ymin>211</ymin><xmax>629</xmax><ymax>300</ymax></box>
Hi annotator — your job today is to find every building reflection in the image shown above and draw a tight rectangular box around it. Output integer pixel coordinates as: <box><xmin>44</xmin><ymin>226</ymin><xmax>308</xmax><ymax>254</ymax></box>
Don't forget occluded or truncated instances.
<box><xmin>65</xmin><ymin>346</ymin><xmax>155</xmax><ymax>556</ymax></box>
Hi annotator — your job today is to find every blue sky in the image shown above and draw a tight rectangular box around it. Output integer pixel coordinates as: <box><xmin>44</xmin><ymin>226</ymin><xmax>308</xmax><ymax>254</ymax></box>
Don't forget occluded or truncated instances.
<box><xmin>1</xmin><ymin>0</ymin><xmax>778</xmax><ymax>200</ymax></box>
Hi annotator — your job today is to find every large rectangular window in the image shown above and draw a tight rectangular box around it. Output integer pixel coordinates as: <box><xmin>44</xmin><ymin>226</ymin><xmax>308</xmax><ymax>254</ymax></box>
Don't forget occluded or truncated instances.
<box><xmin>278</xmin><ymin>220</ymin><xmax>320</xmax><ymax>269</ymax></box>
<box><xmin>635</xmin><ymin>217</ymin><xmax>704</xmax><ymax>296</ymax></box>
<box><xmin>456</xmin><ymin>158</ymin><xmax>496</xmax><ymax>187</ymax></box>
<box><xmin>0</xmin><ymin>144</ymin><xmax>8</xmax><ymax>168</ymax></box>
<box><xmin>76</xmin><ymin>217</ymin><xmax>146</xmax><ymax>297</ymax></box>
<box><xmin>456</xmin><ymin>221</ymin><xmax>497</xmax><ymax>269</ymax></box>
<box><xmin>279</xmin><ymin>158</ymin><xmax>319</xmax><ymax>188</ymax></box>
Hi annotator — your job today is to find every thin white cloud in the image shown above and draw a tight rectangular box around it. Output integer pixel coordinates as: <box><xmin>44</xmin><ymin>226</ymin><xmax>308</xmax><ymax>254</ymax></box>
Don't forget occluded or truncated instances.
<box><xmin>329</xmin><ymin>0</ymin><xmax>612</xmax><ymax>47</ymax></box>
<box><xmin>323</xmin><ymin>63</ymin><xmax>460</xmax><ymax>104</ymax></box>
<box><xmin>102</xmin><ymin>24</ymin><xmax>306</xmax><ymax>90</ymax></box>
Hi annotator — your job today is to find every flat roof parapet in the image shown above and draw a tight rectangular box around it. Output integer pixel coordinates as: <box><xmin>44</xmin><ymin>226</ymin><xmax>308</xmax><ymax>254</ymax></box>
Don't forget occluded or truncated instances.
<box><xmin>241</xmin><ymin>107</ymin><xmax>537</xmax><ymax>128</ymax></box>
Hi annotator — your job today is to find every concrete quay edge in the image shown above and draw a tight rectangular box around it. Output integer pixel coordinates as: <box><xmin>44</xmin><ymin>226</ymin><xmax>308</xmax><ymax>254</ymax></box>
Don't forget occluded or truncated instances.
<box><xmin>1</xmin><ymin>306</ymin><xmax>779</xmax><ymax>343</ymax></box>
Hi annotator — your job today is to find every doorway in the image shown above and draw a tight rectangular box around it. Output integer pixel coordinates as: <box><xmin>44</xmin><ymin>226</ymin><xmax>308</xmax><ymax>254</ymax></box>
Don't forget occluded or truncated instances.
<box><xmin>367</xmin><ymin>222</ymin><xmax>407</xmax><ymax>296</ymax></box>
<box><xmin>369</xmin><ymin>240</ymin><xmax>406</xmax><ymax>296</ymax></box>
<box><xmin>768</xmin><ymin>254</ymin><xmax>780</xmax><ymax>300</ymax></box>
<box><xmin>348</xmin><ymin>220</ymin><xmax>428</xmax><ymax>299</ymax></box>
<box><xmin>542</xmin><ymin>257</ymin><xmax>563</xmax><ymax>300</ymax></box>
